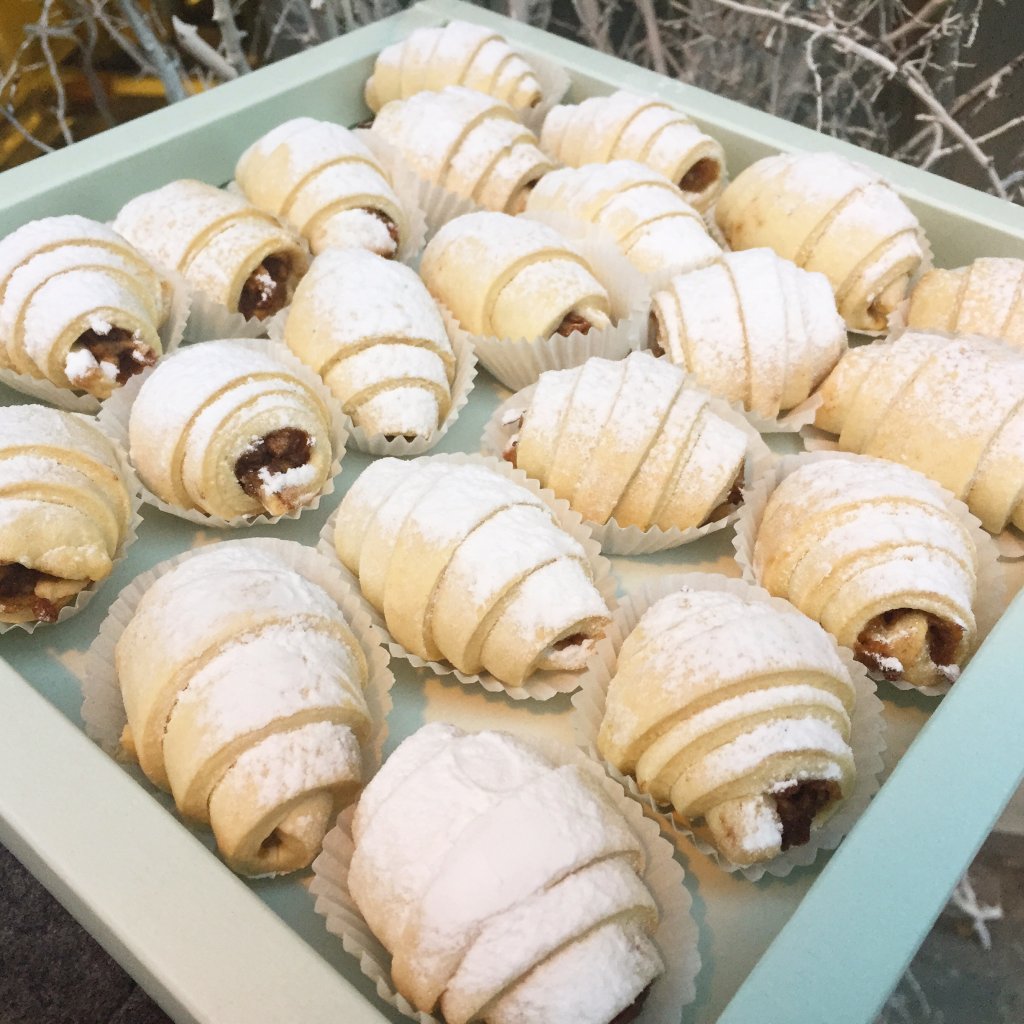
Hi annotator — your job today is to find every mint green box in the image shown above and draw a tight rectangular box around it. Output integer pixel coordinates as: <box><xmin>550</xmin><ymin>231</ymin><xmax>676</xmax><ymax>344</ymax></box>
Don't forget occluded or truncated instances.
<box><xmin>1</xmin><ymin>3</ymin><xmax>1022</xmax><ymax>1023</ymax></box>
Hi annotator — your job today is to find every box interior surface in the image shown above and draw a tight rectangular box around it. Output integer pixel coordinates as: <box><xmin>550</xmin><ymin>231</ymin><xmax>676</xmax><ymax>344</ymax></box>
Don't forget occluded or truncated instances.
<box><xmin>1</xmin><ymin>4</ymin><xmax>1024</xmax><ymax>1024</ymax></box>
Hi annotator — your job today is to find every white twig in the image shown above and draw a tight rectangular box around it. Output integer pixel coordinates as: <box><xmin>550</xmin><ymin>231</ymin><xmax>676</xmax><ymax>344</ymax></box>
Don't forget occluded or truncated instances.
<box><xmin>949</xmin><ymin>873</ymin><xmax>1002</xmax><ymax>951</ymax></box>
<box><xmin>212</xmin><ymin>0</ymin><xmax>250</xmax><ymax>76</ymax></box>
<box><xmin>172</xmin><ymin>16</ymin><xmax>238</xmax><ymax>80</ymax></box>
<box><xmin>636</xmin><ymin>0</ymin><xmax>668</xmax><ymax>75</ymax></box>
<box><xmin>115</xmin><ymin>0</ymin><xmax>188</xmax><ymax>102</ymax></box>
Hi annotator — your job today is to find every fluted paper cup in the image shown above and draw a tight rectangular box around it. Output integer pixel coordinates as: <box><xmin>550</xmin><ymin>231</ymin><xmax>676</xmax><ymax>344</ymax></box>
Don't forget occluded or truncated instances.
<box><xmin>733</xmin><ymin>450</ymin><xmax>1007</xmax><ymax>697</ymax></box>
<box><xmin>317</xmin><ymin>452</ymin><xmax>618</xmax><ymax>701</ymax></box>
<box><xmin>310</xmin><ymin>734</ymin><xmax>699</xmax><ymax>1024</ymax></box>
<box><xmin>571</xmin><ymin>571</ymin><xmax>887</xmax><ymax>881</ymax></box>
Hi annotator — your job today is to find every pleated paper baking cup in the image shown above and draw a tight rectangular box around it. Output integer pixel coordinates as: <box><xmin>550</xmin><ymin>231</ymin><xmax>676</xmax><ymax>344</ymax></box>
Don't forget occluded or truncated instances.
<box><xmin>0</xmin><ymin>268</ymin><xmax>191</xmax><ymax>414</ymax></box>
<box><xmin>182</xmin><ymin>280</ymin><xmax>277</xmax><ymax>344</ymax></box>
<box><xmin>733</xmin><ymin>450</ymin><xmax>1007</xmax><ymax>698</ymax></box>
<box><xmin>266</xmin><ymin>308</ymin><xmax>478</xmax><ymax>458</ymax></box>
<box><xmin>309</xmin><ymin>735</ymin><xmax>700</xmax><ymax>1024</ymax></box>
<box><xmin>0</xmin><ymin>416</ymin><xmax>144</xmax><ymax>636</ymax></box>
<box><xmin>517</xmin><ymin>49</ymin><xmax>572</xmax><ymax>135</ymax></box>
<box><xmin>317</xmin><ymin>452</ymin><xmax>618</xmax><ymax>701</ymax></box>
<box><xmin>356</xmin><ymin>130</ymin><xmax>479</xmax><ymax>241</ymax></box>
<box><xmin>97</xmin><ymin>336</ymin><xmax>348</xmax><ymax>529</ymax></box>
<box><xmin>481</xmin><ymin>378</ymin><xmax>774</xmax><ymax>556</ymax></box>
<box><xmin>79</xmin><ymin>536</ymin><xmax>395</xmax><ymax>780</ymax></box>
<box><xmin>445</xmin><ymin>230</ymin><xmax>648</xmax><ymax>393</ymax></box>
<box><xmin>571</xmin><ymin>571</ymin><xmax>887</xmax><ymax>882</ymax></box>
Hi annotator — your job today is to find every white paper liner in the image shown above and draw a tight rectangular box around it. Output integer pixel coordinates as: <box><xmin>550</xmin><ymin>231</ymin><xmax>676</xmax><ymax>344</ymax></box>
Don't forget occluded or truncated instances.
<box><xmin>571</xmin><ymin>571</ymin><xmax>887</xmax><ymax>882</ymax></box>
<box><xmin>517</xmin><ymin>48</ymin><xmax>572</xmax><ymax>136</ymax></box>
<box><xmin>0</xmin><ymin>415</ymin><xmax>144</xmax><ymax>635</ymax></box>
<box><xmin>0</xmin><ymin>267</ymin><xmax>191</xmax><ymax>413</ymax></box>
<box><xmin>316</xmin><ymin>452</ymin><xmax>618</xmax><ymax>701</ymax></box>
<box><xmin>732</xmin><ymin>449</ymin><xmax>1007</xmax><ymax>698</ymax></box>
<box><xmin>443</xmin><ymin>223</ymin><xmax>649</xmax><ymax>392</ymax></box>
<box><xmin>266</xmin><ymin>308</ymin><xmax>478</xmax><ymax>458</ymax></box>
<box><xmin>309</xmin><ymin>734</ymin><xmax>699</xmax><ymax>1024</ymax></box>
<box><xmin>78</xmin><ymin>537</ymin><xmax>395</xmax><ymax>878</ymax></box>
<box><xmin>703</xmin><ymin>203</ymin><xmax>729</xmax><ymax>251</ymax></box>
<box><xmin>481</xmin><ymin>377</ymin><xmax>775</xmax><ymax>556</ymax></box>
<box><xmin>182</xmin><ymin>281</ymin><xmax>274</xmax><ymax>344</ymax></box>
<box><xmin>357</xmin><ymin>129</ymin><xmax>480</xmax><ymax>241</ymax></box>
<box><xmin>97</xmin><ymin>336</ymin><xmax>349</xmax><ymax>529</ymax></box>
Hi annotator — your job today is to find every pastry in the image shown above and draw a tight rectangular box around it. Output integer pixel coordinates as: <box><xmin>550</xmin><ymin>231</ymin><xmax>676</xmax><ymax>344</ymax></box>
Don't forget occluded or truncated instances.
<box><xmin>0</xmin><ymin>214</ymin><xmax>170</xmax><ymax>397</ymax></box>
<box><xmin>715</xmin><ymin>152</ymin><xmax>925</xmax><ymax>332</ymax></box>
<box><xmin>540</xmin><ymin>91</ymin><xmax>726</xmax><ymax>212</ymax></box>
<box><xmin>505</xmin><ymin>352</ymin><xmax>748</xmax><ymax>532</ymax></box>
<box><xmin>113</xmin><ymin>179</ymin><xmax>308</xmax><ymax>320</ymax></box>
<box><xmin>333</xmin><ymin>458</ymin><xmax>611</xmax><ymax>687</ymax></box>
<box><xmin>284</xmin><ymin>249</ymin><xmax>455</xmax><ymax>439</ymax></box>
<box><xmin>649</xmin><ymin>248</ymin><xmax>847</xmax><ymax>420</ymax></box>
<box><xmin>127</xmin><ymin>340</ymin><xmax>335</xmax><ymax>519</ymax></box>
<box><xmin>364</xmin><ymin>20</ymin><xmax>543</xmax><ymax>112</ymax></box>
<box><xmin>598</xmin><ymin>585</ymin><xmax>857</xmax><ymax>866</ymax></box>
<box><xmin>370</xmin><ymin>86</ymin><xmax>554</xmax><ymax>215</ymax></box>
<box><xmin>0</xmin><ymin>404</ymin><xmax>134</xmax><ymax>623</ymax></box>
<box><xmin>235</xmin><ymin>117</ymin><xmax>408</xmax><ymax>259</ymax></box>
<box><xmin>905</xmin><ymin>257</ymin><xmax>1024</xmax><ymax>349</ymax></box>
<box><xmin>347</xmin><ymin>722</ymin><xmax>664</xmax><ymax>1023</ymax></box>
<box><xmin>419</xmin><ymin>211</ymin><xmax>611</xmax><ymax>340</ymax></box>
<box><xmin>524</xmin><ymin>160</ymin><xmax>721</xmax><ymax>277</ymax></box>
<box><xmin>115</xmin><ymin>542</ymin><xmax>371</xmax><ymax>875</ymax></box>
<box><xmin>814</xmin><ymin>331</ymin><xmax>1024</xmax><ymax>533</ymax></box>
<box><xmin>752</xmin><ymin>455</ymin><xmax>979</xmax><ymax>688</ymax></box>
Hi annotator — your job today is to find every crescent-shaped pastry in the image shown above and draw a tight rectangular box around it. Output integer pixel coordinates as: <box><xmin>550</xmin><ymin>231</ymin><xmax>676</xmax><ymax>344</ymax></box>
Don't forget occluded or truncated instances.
<box><xmin>334</xmin><ymin>458</ymin><xmax>611</xmax><ymax>686</ymax></box>
<box><xmin>348</xmin><ymin>723</ymin><xmax>664</xmax><ymax>1023</ymax></box>
<box><xmin>370</xmin><ymin>86</ymin><xmax>554</xmax><ymax>214</ymax></box>
<box><xmin>524</xmin><ymin>160</ymin><xmax>721</xmax><ymax>277</ymax></box>
<box><xmin>364</xmin><ymin>19</ymin><xmax>543</xmax><ymax>113</ymax></box>
<box><xmin>127</xmin><ymin>340</ymin><xmax>335</xmax><ymax>519</ymax></box>
<box><xmin>114</xmin><ymin>179</ymin><xmax>308</xmax><ymax>320</ymax></box>
<box><xmin>0</xmin><ymin>405</ymin><xmax>133</xmax><ymax>623</ymax></box>
<box><xmin>235</xmin><ymin>117</ymin><xmax>408</xmax><ymax>259</ymax></box>
<box><xmin>813</xmin><ymin>331</ymin><xmax>1024</xmax><ymax>533</ymax></box>
<box><xmin>284</xmin><ymin>249</ymin><xmax>454</xmax><ymax>439</ymax></box>
<box><xmin>598</xmin><ymin>586</ymin><xmax>856</xmax><ymax>866</ymax></box>
<box><xmin>649</xmin><ymin>248</ymin><xmax>847</xmax><ymax>419</ymax></box>
<box><xmin>115</xmin><ymin>542</ymin><xmax>371</xmax><ymax>875</ymax></box>
<box><xmin>905</xmin><ymin>257</ymin><xmax>1024</xmax><ymax>349</ymax></box>
<box><xmin>419</xmin><ymin>211</ymin><xmax>612</xmax><ymax>340</ymax></box>
<box><xmin>539</xmin><ymin>91</ymin><xmax>726</xmax><ymax>212</ymax></box>
<box><xmin>753</xmin><ymin>456</ymin><xmax>979</xmax><ymax>688</ymax></box>
<box><xmin>715</xmin><ymin>152</ymin><xmax>925</xmax><ymax>332</ymax></box>
<box><xmin>0</xmin><ymin>215</ymin><xmax>169</xmax><ymax>397</ymax></box>
<box><xmin>506</xmin><ymin>352</ymin><xmax>748</xmax><ymax>531</ymax></box>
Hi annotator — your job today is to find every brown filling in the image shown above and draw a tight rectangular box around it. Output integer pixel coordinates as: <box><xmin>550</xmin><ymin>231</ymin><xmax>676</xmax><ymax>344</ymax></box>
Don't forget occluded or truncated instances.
<box><xmin>238</xmin><ymin>254</ymin><xmax>291</xmax><ymax>321</ymax></box>
<box><xmin>774</xmin><ymin>779</ymin><xmax>840</xmax><ymax>851</ymax></box>
<box><xmin>556</xmin><ymin>311</ymin><xmax>594</xmax><ymax>337</ymax></box>
<box><xmin>552</xmin><ymin>632</ymin><xmax>587</xmax><ymax>651</ymax></box>
<box><xmin>705</xmin><ymin>466</ymin><xmax>745</xmax><ymax>524</ymax></box>
<box><xmin>855</xmin><ymin>608</ymin><xmax>964</xmax><ymax>682</ymax></box>
<box><xmin>233</xmin><ymin>427</ymin><xmax>312</xmax><ymax>501</ymax></box>
<box><xmin>647</xmin><ymin>310</ymin><xmax>665</xmax><ymax>358</ymax></box>
<box><xmin>74</xmin><ymin>328</ymin><xmax>156</xmax><ymax>386</ymax></box>
<box><xmin>609</xmin><ymin>984</ymin><xmax>653</xmax><ymax>1024</ymax></box>
<box><xmin>678</xmin><ymin>157</ymin><xmax>719</xmax><ymax>195</ymax></box>
<box><xmin>0</xmin><ymin>563</ymin><xmax>63</xmax><ymax>622</ymax></box>
<box><xmin>353</xmin><ymin>115</ymin><xmax>375</xmax><ymax>130</ymax></box>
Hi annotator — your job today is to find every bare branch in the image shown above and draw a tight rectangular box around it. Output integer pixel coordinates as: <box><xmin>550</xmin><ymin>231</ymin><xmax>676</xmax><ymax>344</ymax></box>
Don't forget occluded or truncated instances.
<box><xmin>172</xmin><ymin>15</ymin><xmax>238</xmax><ymax>81</ymax></box>
<box><xmin>114</xmin><ymin>0</ymin><xmax>189</xmax><ymax>103</ymax></box>
<box><xmin>212</xmin><ymin>0</ymin><xmax>250</xmax><ymax>76</ymax></box>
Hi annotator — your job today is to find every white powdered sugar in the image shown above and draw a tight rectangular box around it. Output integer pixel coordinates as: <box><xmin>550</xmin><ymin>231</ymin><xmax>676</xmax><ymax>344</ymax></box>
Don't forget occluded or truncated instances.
<box><xmin>258</xmin><ymin>460</ymin><xmax>318</xmax><ymax>496</ymax></box>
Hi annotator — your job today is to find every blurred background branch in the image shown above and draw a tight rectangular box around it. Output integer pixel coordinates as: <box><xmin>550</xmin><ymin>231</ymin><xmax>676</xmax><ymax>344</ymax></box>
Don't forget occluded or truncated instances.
<box><xmin>0</xmin><ymin>0</ymin><xmax>1020</xmax><ymax>202</ymax></box>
